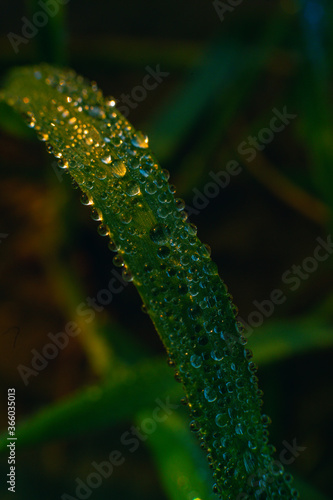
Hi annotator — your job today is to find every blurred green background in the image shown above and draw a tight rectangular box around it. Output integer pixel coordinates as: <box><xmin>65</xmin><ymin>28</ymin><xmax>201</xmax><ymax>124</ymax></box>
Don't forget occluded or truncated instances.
<box><xmin>0</xmin><ymin>0</ymin><xmax>332</xmax><ymax>499</ymax></box>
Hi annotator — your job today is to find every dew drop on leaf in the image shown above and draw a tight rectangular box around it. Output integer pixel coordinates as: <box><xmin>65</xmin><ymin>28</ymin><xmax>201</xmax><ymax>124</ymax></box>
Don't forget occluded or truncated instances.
<box><xmin>149</xmin><ymin>224</ymin><xmax>170</xmax><ymax>245</ymax></box>
<box><xmin>110</xmin><ymin>160</ymin><xmax>127</xmax><ymax>178</ymax></box>
<box><xmin>80</xmin><ymin>192</ymin><xmax>92</xmax><ymax>205</ymax></box>
<box><xmin>101</xmin><ymin>155</ymin><xmax>112</xmax><ymax>165</ymax></box>
<box><xmin>131</xmin><ymin>131</ymin><xmax>149</xmax><ymax>149</ymax></box>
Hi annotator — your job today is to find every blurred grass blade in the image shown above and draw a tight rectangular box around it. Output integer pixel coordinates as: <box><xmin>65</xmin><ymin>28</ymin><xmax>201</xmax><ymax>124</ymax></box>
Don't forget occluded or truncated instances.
<box><xmin>1</xmin><ymin>313</ymin><xmax>331</xmax><ymax>452</ymax></box>
<box><xmin>25</xmin><ymin>0</ymin><xmax>68</xmax><ymax>64</ymax></box>
<box><xmin>0</xmin><ymin>102</ymin><xmax>36</xmax><ymax>139</ymax></box>
<box><xmin>143</xmin><ymin>412</ymin><xmax>216</xmax><ymax>500</ymax></box>
<box><xmin>146</xmin><ymin>12</ymin><xmax>290</xmax><ymax>167</ymax></box>
<box><xmin>297</xmin><ymin>3</ymin><xmax>333</xmax><ymax>226</ymax></box>
<box><xmin>293</xmin><ymin>475</ymin><xmax>331</xmax><ymax>500</ymax></box>
<box><xmin>248</xmin><ymin>317</ymin><xmax>333</xmax><ymax>365</ymax></box>
<box><xmin>0</xmin><ymin>358</ymin><xmax>180</xmax><ymax>451</ymax></box>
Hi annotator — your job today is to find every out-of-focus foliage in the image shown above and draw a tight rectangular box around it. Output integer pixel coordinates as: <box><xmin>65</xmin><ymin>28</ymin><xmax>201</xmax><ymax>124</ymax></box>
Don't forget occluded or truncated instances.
<box><xmin>0</xmin><ymin>1</ymin><xmax>332</xmax><ymax>499</ymax></box>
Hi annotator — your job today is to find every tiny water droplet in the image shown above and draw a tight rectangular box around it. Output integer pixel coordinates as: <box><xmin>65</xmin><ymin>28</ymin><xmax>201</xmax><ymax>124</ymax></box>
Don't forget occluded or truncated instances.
<box><xmin>190</xmin><ymin>354</ymin><xmax>202</xmax><ymax>369</ymax></box>
<box><xmin>113</xmin><ymin>255</ymin><xmax>124</xmax><ymax>267</ymax></box>
<box><xmin>125</xmin><ymin>181</ymin><xmax>141</xmax><ymax>197</ymax></box>
<box><xmin>80</xmin><ymin>193</ymin><xmax>92</xmax><ymax>205</ymax></box>
<box><xmin>204</xmin><ymin>387</ymin><xmax>217</xmax><ymax>402</ymax></box>
<box><xmin>97</xmin><ymin>224</ymin><xmax>109</xmax><ymax>236</ymax></box>
<box><xmin>108</xmin><ymin>240</ymin><xmax>120</xmax><ymax>252</ymax></box>
<box><xmin>91</xmin><ymin>207</ymin><xmax>102</xmax><ymax>221</ymax></box>
<box><xmin>131</xmin><ymin>131</ymin><xmax>149</xmax><ymax>149</ymax></box>
<box><xmin>149</xmin><ymin>224</ymin><xmax>170</xmax><ymax>245</ymax></box>
<box><xmin>122</xmin><ymin>268</ymin><xmax>133</xmax><ymax>282</ymax></box>
<box><xmin>102</xmin><ymin>155</ymin><xmax>112</xmax><ymax>165</ymax></box>
<box><xmin>111</xmin><ymin>160</ymin><xmax>127</xmax><ymax>178</ymax></box>
<box><xmin>145</xmin><ymin>182</ymin><xmax>157</xmax><ymax>195</ymax></box>
<box><xmin>157</xmin><ymin>246</ymin><xmax>170</xmax><ymax>259</ymax></box>
<box><xmin>215</xmin><ymin>413</ymin><xmax>228</xmax><ymax>428</ymax></box>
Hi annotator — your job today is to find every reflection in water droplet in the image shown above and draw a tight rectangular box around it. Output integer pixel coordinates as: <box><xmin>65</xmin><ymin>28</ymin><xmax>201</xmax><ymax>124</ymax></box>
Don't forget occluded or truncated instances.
<box><xmin>102</xmin><ymin>155</ymin><xmax>112</xmax><ymax>164</ymax></box>
<box><xmin>94</xmin><ymin>166</ymin><xmax>107</xmax><ymax>180</ymax></box>
<box><xmin>91</xmin><ymin>207</ymin><xmax>102</xmax><ymax>221</ymax></box>
<box><xmin>108</xmin><ymin>240</ymin><xmax>120</xmax><ymax>252</ymax></box>
<box><xmin>97</xmin><ymin>224</ymin><xmax>109</xmax><ymax>236</ymax></box>
<box><xmin>113</xmin><ymin>255</ymin><xmax>124</xmax><ymax>267</ymax></box>
<box><xmin>131</xmin><ymin>131</ymin><xmax>149</xmax><ymax>149</ymax></box>
<box><xmin>157</xmin><ymin>246</ymin><xmax>170</xmax><ymax>259</ymax></box>
<box><xmin>145</xmin><ymin>182</ymin><xmax>157</xmax><ymax>195</ymax></box>
<box><xmin>110</xmin><ymin>160</ymin><xmax>127</xmax><ymax>178</ymax></box>
<box><xmin>80</xmin><ymin>193</ymin><xmax>92</xmax><ymax>205</ymax></box>
<box><xmin>149</xmin><ymin>224</ymin><xmax>170</xmax><ymax>245</ymax></box>
<box><xmin>190</xmin><ymin>354</ymin><xmax>202</xmax><ymax>369</ymax></box>
<box><xmin>215</xmin><ymin>413</ymin><xmax>228</xmax><ymax>428</ymax></box>
<box><xmin>125</xmin><ymin>181</ymin><xmax>141</xmax><ymax>197</ymax></box>
<box><xmin>204</xmin><ymin>387</ymin><xmax>217</xmax><ymax>402</ymax></box>
<box><xmin>122</xmin><ymin>268</ymin><xmax>133</xmax><ymax>282</ymax></box>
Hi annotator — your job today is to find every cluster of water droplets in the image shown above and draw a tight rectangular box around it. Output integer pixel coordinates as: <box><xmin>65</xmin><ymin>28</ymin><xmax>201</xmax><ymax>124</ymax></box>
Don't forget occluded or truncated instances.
<box><xmin>3</xmin><ymin>64</ymin><xmax>298</xmax><ymax>499</ymax></box>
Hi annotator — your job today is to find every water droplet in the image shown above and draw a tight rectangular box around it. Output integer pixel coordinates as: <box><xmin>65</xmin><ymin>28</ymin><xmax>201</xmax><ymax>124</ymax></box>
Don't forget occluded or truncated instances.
<box><xmin>102</xmin><ymin>155</ymin><xmax>112</xmax><ymax>165</ymax></box>
<box><xmin>157</xmin><ymin>205</ymin><xmax>172</xmax><ymax>218</ymax></box>
<box><xmin>149</xmin><ymin>224</ymin><xmax>170</xmax><ymax>245</ymax></box>
<box><xmin>94</xmin><ymin>166</ymin><xmax>107</xmax><ymax>180</ymax></box>
<box><xmin>139</xmin><ymin>163</ymin><xmax>154</xmax><ymax>180</ymax></box>
<box><xmin>97</xmin><ymin>224</ymin><xmax>109</xmax><ymax>236</ymax></box>
<box><xmin>157</xmin><ymin>246</ymin><xmax>170</xmax><ymax>259</ymax></box>
<box><xmin>125</xmin><ymin>181</ymin><xmax>141</xmax><ymax>197</ymax></box>
<box><xmin>113</xmin><ymin>255</ymin><xmax>124</xmax><ymax>267</ymax></box>
<box><xmin>88</xmin><ymin>106</ymin><xmax>106</xmax><ymax>119</ymax></box>
<box><xmin>235</xmin><ymin>423</ymin><xmax>243</xmax><ymax>435</ymax></box>
<box><xmin>112</xmin><ymin>136</ymin><xmax>123</xmax><ymax>147</ymax></box>
<box><xmin>120</xmin><ymin>213</ymin><xmax>132</xmax><ymax>224</ymax></box>
<box><xmin>57</xmin><ymin>158</ymin><xmax>68</xmax><ymax>169</ymax></box>
<box><xmin>211</xmin><ymin>350</ymin><xmax>223</xmax><ymax>361</ymax></box>
<box><xmin>131</xmin><ymin>131</ymin><xmax>149</xmax><ymax>149</ymax></box>
<box><xmin>106</xmin><ymin>97</ymin><xmax>116</xmax><ymax>107</ymax></box>
<box><xmin>243</xmin><ymin>451</ymin><xmax>256</xmax><ymax>473</ymax></box>
<box><xmin>204</xmin><ymin>387</ymin><xmax>217</xmax><ymax>402</ymax></box>
<box><xmin>122</xmin><ymin>268</ymin><xmax>133</xmax><ymax>282</ymax></box>
<box><xmin>187</xmin><ymin>223</ymin><xmax>197</xmax><ymax>236</ymax></box>
<box><xmin>161</xmin><ymin>168</ymin><xmax>170</xmax><ymax>181</ymax></box>
<box><xmin>215</xmin><ymin>413</ymin><xmax>228</xmax><ymax>428</ymax></box>
<box><xmin>111</xmin><ymin>160</ymin><xmax>127</xmax><ymax>178</ymax></box>
<box><xmin>80</xmin><ymin>193</ymin><xmax>92</xmax><ymax>205</ymax></box>
<box><xmin>145</xmin><ymin>182</ymin><xmax>157</xmax><ymax>195</ymax></box>
<box><xmin>175</xmin><ymin>198</ymin><xmax>185</xmax><ymax>211</ymax></box>
<box><xmin>190</xmin><ymin>354</ymin><xmax>202</xmax><ymax>369</ymax></box>
<box><xmin>91</xmin><ymin>207</ymin><xmax>102</xmax><ymax>221</ymax></box>
<box><xmin>37</xmin><ymin>132</ymin><xmax>49</xmax><ymax>142</ymax></box>
<box><xmin>261</xmin><ymin>415</ymin><xmax>272</xmax><ymax>427</ymax></box>
<box><xmin>108</xmin><ymin>240</ymin><xmax>120</xmax><ymax>252</ymax></box>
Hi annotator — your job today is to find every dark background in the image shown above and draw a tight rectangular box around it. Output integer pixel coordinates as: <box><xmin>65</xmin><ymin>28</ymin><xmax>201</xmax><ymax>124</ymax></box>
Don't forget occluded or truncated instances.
<box><xmin>0</xmin><ymin>0</ymin><xmax>332</xmax><ymax>499</ymax></box>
